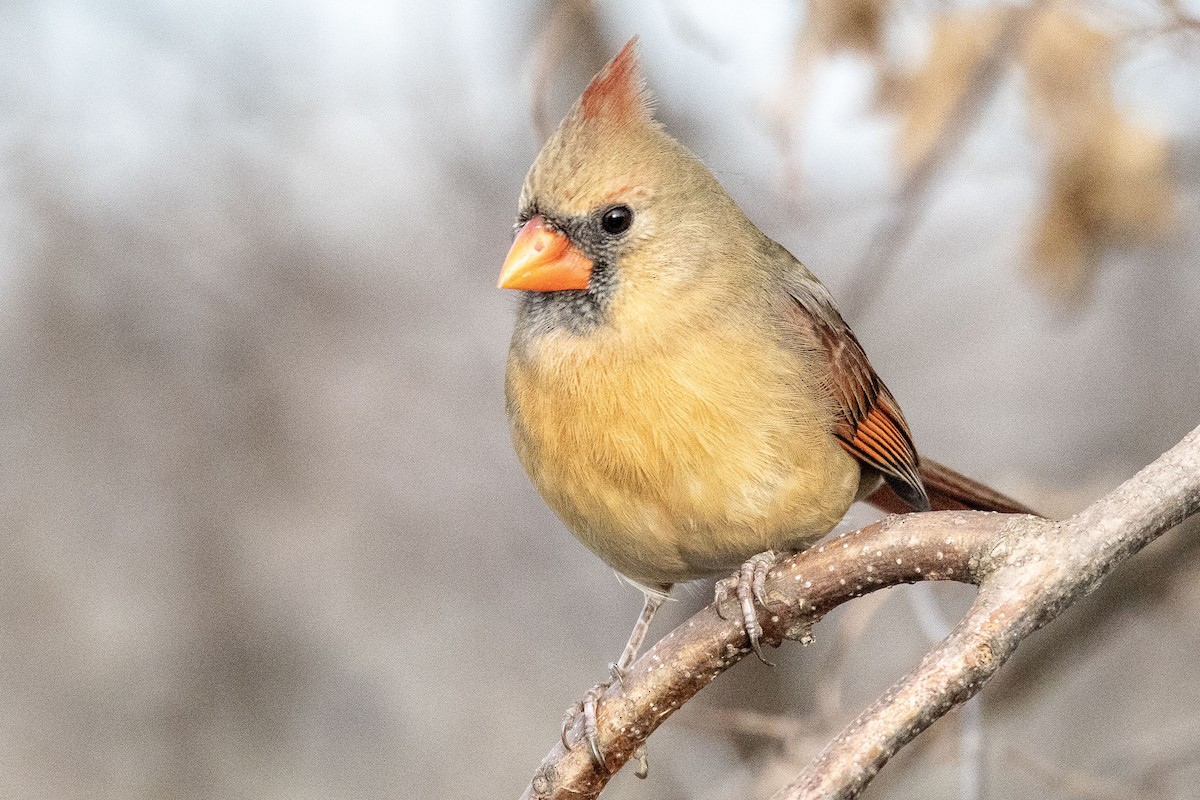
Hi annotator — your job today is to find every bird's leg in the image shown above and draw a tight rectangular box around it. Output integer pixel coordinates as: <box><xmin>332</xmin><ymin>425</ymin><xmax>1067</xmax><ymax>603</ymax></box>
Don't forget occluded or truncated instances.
<box><xmin>715</xmin><ymin>550</ymin><xmax>780</xmax><ymax>665</ymax></box>
<box><xmin>614</xmin><ymin>589</ymin><xmax>666</xmax><ymax>674</ymax></box>
<box><xmin>562</xmin><ymin>589</ymin><xmax>668</xmax><ymax>776</ymax></box>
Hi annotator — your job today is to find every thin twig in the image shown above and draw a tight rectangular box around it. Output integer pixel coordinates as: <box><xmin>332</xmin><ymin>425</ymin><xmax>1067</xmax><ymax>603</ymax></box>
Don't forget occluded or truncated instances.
<box><xmin>681</xmin><ymin>706</ymin><xmax>814</xmax><ymax>743</ymax></box>
<box><xmin>813</xmin><ymin>590</ymin><xmax>890</xmax><ymax>724</ymax></box>
<box><xmin>838</xmin><ymin>2</ymin><xmax>1044</xmax><ymax>317</ymax></box>
<box><xmin>908</xmin><ymin>584</ymin><xmax>983</xmax><ymax>800</ymax></box>
<box><xmin>529</xmin><ymin>0</ymin><xmax>598</xmax><ymax>140</ymax></box>
<box><xmin>1009</xmin><ymin>748</ymin><xmax>1140</xmax><ymax>800</ymax></box>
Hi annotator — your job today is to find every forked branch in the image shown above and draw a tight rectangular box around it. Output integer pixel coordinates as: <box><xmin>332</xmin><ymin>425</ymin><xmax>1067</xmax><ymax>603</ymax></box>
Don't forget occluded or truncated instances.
<box><xmin>520</xmin><ymin>424</ymin><xmax>1200</xmax><ymax>800</ymax></box>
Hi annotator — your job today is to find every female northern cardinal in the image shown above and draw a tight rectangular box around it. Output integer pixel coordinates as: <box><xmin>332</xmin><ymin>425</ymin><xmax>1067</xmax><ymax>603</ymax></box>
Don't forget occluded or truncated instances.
<box><xmin>499</xmin><ymin>37</ymin><xmax>1030</xmax><ymax>765</ymax></box>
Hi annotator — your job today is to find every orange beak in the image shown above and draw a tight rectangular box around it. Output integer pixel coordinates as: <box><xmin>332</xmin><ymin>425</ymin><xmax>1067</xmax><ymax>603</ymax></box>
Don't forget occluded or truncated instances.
<box><xmin>498</xmin><ymin>216</ymin><xmax>594</xmax><ymax>291</ymax></box>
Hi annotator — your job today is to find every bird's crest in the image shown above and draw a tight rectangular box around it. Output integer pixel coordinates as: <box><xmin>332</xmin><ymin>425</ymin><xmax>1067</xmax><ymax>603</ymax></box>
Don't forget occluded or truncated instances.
<box><xmin>580</xmin><ymin>36</ymin><xmax>653</xmax><ymax>127</ymax></box>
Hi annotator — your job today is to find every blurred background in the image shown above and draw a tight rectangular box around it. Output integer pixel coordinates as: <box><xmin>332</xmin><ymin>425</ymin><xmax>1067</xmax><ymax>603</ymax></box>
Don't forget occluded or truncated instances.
<box><xmin>2</xmin><ymin>1</ymin><xmax>1199</xmax><ymax>798</ymax></box>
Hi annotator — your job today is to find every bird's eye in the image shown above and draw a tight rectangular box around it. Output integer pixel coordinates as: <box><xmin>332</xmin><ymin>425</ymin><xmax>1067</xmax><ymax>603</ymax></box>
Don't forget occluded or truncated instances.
<box><xmin>600</xmin><ymin>205</ymin><xmax>634</xmax><ymax>235</ymax></box>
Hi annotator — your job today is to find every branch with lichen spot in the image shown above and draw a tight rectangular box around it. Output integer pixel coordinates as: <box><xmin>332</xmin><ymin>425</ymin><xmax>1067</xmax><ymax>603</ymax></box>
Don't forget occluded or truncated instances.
<box><xmin>519</xmin><ymin>424</ymin><xmax>1200</xmax><ymax>800</ymax></box>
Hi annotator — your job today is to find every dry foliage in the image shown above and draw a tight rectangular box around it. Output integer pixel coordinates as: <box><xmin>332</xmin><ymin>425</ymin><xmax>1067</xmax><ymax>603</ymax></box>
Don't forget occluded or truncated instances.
<box><xmin>789</xmin><ymin>2</ymin><xmax>1180</xmax><ymax>304</ymax></box>
<box><xmin>805</xmin><ymin>0</ymin><xmax>889</xmax><ymax>58</ymax></box>
<box><xmin>528</xmin><ymin>2</ymin><xmax>1188</xmax><ymax>302</ymax></box>
<box><xmin>897</xmin><ymin>9</ymin><xmax>1009</xmax><ymax>170</ymax></box>
<box><xmin>1021</xmin><ymin>10</ymin><xmax>1173</xmax><ymax>300</ymax></box>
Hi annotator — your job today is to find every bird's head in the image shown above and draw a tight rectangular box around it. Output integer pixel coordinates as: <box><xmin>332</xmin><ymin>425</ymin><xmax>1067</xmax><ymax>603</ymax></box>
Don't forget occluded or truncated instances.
<box><xmin>499</xmin><ymin>37</ymin><xmax>754</xmax><ymax>335</ymax></box>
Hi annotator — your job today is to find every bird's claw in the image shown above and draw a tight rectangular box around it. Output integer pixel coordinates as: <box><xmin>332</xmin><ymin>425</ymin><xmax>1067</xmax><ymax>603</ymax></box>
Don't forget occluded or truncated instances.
<box><xmin>560</xmin><ymin>701</ymin><xmax>583</xmax><ymax>751</ymax></box>
<box><xmin>715</xmin><ymin>550</ymin><xmax>779</xmax><ymax>665</ymax></box>
<box><xmin>560</xmin><ymin>668</ymin><xmax>640</xmax><ymax>776</ymax></box>
<box><xmin>608</xmin><ymin>662</ymin><xmax>626</xmax><ymax>687</ymax></box>
<box><xmin>559</xmin><ymin>591</ymin><xmax>666</xmax><ymax>776</ymax></box>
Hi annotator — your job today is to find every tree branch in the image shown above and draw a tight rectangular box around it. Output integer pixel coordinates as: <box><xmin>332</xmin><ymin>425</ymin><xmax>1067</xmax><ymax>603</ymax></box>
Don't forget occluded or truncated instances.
<box><xmin>519</xmin><ymin>424</ymin><xmax>1200</xmax><ymax>800</ymax></box>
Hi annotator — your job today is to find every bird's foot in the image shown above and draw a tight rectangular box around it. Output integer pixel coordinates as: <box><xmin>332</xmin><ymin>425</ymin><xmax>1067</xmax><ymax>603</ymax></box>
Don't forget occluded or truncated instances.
<box><xmin>715</xmin><ymin>550</ymin><xmax>780</xmax><ymax>665</ymax></box>
<box><xmin>560</xmin><ymin>664</ymin><xmax>651</xmax><ymax>777</ymax></box>
<box><xmin>560</xmin><ymin>681</ymin><xmax>608</xmax><ymax>770</ymax></box>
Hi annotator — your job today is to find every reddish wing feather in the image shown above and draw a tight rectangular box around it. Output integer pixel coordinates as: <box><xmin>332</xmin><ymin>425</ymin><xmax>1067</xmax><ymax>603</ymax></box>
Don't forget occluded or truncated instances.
<box><xmin>787</xmin><ymin>285</ymin><xmax>930</xmax><ymax>511</ymax></box>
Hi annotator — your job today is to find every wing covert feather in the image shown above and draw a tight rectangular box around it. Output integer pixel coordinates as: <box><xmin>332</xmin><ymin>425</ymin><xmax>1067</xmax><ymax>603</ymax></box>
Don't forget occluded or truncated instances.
<box><xmin>783</xmin><ymin>278</ymin><xmax>931</xmax><ymax>511</ymax></box>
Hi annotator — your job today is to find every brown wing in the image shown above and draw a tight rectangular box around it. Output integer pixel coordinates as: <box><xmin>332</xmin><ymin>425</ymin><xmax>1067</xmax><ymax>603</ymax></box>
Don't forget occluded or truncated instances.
<box><xmin>785</xmin><ymin>281</ymin><xmax>930</xmax><ymax>512</ymax></box>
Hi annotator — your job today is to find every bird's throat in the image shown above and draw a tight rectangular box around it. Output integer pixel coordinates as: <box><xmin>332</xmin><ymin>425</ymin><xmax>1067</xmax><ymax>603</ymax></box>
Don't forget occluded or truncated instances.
<box><xmin>516</xmin><ymin>261</ymin><xmax>617</xmax><ymax>337</ymax></box>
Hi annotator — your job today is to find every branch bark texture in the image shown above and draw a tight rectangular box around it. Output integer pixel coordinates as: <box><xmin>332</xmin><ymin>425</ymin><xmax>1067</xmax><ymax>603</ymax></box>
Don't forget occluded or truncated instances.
<box><xmin>520</xmin><ymin>425</ymin><xmax>1200</xmax><ymax>800</ymax></box>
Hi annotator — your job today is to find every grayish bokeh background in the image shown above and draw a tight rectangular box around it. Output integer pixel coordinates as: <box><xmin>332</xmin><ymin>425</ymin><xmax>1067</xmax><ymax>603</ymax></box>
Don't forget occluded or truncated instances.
<box><xmin>2</xmin><ymin>1</ymin><xmax>1199</xmax><ymax>798</ymax></box>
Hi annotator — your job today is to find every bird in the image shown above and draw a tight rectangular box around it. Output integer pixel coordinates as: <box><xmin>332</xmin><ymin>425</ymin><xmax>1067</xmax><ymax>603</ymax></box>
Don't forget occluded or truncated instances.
<box><xmin>498</xmin><ymin>37</ymin><xmax>1032</xmax><ymax>768</ymax></box>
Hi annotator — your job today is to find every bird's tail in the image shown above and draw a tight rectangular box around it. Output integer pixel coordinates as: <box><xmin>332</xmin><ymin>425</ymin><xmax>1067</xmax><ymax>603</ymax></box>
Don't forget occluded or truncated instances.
<box><xmin>865</xmin><ymin>457</ymin><xmax>1036</xmax><ymax>516</ymax></box>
